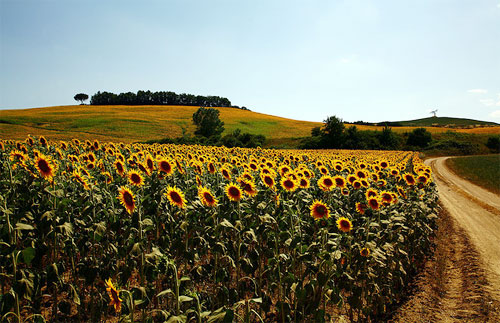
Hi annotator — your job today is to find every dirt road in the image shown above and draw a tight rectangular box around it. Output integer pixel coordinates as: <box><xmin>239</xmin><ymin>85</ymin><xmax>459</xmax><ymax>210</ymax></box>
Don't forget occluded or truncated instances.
<box><xmin>427</xmin><ymin>157</ymin><xmax>500</xmax><ymax>291</ymax></box>
<box><xmin>392</xmin><ymin>156</ymin><xmax>500</xmax><ymax>322</ymax></box>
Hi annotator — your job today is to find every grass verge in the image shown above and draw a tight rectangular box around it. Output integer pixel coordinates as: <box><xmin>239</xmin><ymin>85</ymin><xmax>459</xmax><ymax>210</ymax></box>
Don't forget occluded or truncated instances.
<box><xmin>446</xmin><ymin>154</ymin><xmax>500</xmax><ymax>194</ymax></box>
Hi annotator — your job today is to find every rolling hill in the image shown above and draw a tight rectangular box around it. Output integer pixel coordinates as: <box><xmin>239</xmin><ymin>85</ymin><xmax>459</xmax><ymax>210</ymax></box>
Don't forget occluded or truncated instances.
<box><xmin>0</xmin><ymin>105</ymin><xmax>499</xmax><ymax>147</ymax></box>
<box><xmin>391</xmin><ymin>117</ymin><xmax>499</xmax><ymax>127</ymax></box>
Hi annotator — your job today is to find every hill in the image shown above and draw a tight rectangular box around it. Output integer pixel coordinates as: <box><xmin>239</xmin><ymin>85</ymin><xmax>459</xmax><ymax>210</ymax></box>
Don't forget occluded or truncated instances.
<box><xmin>0</xmin><ymin>105</ymin><xmax>322</xmax><ymax>147</ymax></box>
<box><xmin>1</xmin><ymin>106</ymin><xmax>499</xmax><ymax>147</ymax></box>
<box><xmin>395</xmin><ymin>116</ymin><xmax>499</xmax><ymax>127</ymax></box>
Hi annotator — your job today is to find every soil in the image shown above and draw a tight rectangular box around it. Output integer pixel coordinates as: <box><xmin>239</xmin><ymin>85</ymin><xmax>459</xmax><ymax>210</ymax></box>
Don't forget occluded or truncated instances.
<box><xmin>391</xmin><ymin>156</ymin><xmax>500</xmax><ymax>322</ymax></box>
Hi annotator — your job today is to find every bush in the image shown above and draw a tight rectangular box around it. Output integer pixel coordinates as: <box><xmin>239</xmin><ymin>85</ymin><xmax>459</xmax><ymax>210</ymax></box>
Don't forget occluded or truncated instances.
<box><xmin>486</xmin><ymin>135</ymin><xmax>500</xmax><ymax>153</ymax></box>
<box><xmin>407</xmin><ymin>128</ymin><xmax>432</xmax><ymax>148</ymax></box>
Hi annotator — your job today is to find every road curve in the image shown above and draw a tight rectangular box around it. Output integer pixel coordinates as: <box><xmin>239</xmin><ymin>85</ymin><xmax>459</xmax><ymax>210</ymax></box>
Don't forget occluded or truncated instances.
<box><xmin>426</xmin><ymin>157</ymin><xmax>500</xmax><ymax>297</ymax></box>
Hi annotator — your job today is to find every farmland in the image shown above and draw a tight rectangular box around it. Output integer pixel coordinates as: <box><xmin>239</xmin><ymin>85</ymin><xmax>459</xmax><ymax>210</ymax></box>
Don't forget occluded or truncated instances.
<box><xmin>0</xmin><ymin>136</ymin><xmax>438</xmax><ymax>322</ymax></box>
<box><xmin>1</xmin><ymin>106</ymin><xmax>499</xmax><ymax>148</ymax></box>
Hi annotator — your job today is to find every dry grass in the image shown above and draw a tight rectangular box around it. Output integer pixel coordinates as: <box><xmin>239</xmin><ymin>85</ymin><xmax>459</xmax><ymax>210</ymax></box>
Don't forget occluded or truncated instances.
<box><xmin>0</xmin><ymin>105</ymin><xmax>498</xmax><ymax>144</ymax></box>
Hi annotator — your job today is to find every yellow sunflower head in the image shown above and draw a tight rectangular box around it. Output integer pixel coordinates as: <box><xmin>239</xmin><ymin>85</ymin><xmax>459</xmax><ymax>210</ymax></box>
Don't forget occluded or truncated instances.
<box><xmin>198</xmin><ymin>186</ymin><xmax>218</xmax><ymax>207</ymax></box>
<box><xmin>310</xmin><ymin>200</ymin><xmax>330</xmax><ymax>220</ymax></box>
<box><xmin>106</xmin><ymin>279</ymin><xmax>122</xmax><ymax>313</ymax></box>
<box><xmin>118</xmin><ymin>186</ymin><xmax>135</xmax><ymax>214</ymax></box>
<box><xmin>225</xmin><ymin>182</ymin><xmax>243</xmax><ymax>202</ymax></box>
<box><xmin>280</xmin><ymin>177</ymin><xmax>298</xmax><ymax>192</ymax></box>
<box><xmin>34</xmin><ymin>153</ymin><xmax>57</xmax><ymax>181</ymax></box>
<box><xmin>336</xmin><ymin>217</ymin><xmax>352</xmax><ymax>233</ymax></box>
<box><xmin>318</xmin><ymin>175</ymin><xmax>335</xmax><ymax>192</ymax></box>
<box><xmin>128</xmin><ymin>170</ymin><xmax>144</xmax><ymax>187</ymax></box>
<box><xmin>165</xmin><ymin>186</ymin><xmax>187</xmax><ymax>209</ymax></box>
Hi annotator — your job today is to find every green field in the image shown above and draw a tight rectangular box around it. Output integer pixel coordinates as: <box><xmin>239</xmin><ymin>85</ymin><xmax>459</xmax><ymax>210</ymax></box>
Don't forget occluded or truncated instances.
<box><xmin>396</xmin><ymin>116</ymin><xmax>498</xmax><ymax>127</ymax></box>
<box><xmin>446</xmin><ymin>155</ymin><xmax>500</xmax><ymax>194</ymax></box>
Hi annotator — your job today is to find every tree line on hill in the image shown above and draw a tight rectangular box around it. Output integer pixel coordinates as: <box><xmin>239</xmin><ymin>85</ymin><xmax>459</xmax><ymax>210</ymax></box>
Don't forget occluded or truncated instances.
<box><xmin>84</xmin><ymin>90</ymin><xmax>249</xmax><ymax>110</ymax></box>
<box><xmin>300</xmin><ymin>115</ymin><xmax>500</xmax><ymax>154</ymax></box>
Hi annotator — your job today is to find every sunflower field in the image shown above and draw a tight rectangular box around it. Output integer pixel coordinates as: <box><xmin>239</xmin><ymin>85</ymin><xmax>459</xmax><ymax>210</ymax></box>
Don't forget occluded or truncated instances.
<box><xmin>0</xmin><ymin>136</ymin><xmax>438</xmax><ymax>322</ymax></box>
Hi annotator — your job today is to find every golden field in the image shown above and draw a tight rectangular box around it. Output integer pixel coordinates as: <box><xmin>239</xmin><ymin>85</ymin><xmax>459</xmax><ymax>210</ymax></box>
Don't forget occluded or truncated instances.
<box><xmin>0</xmin><ymin>105</ymin><xmax>498</xmax><ymax>145</ymax></box>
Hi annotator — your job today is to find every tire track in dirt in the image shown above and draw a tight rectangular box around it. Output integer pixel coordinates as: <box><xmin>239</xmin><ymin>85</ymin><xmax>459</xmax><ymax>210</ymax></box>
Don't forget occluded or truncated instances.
<box><xmin>391</xmin><ymin>157</ymin><xmax>500</xmax><ymax>322</ymax></box>
<box><xmin>427</xmin><ymin>157</ymin><xmax>500</xmax><ymax>291</ymax></box>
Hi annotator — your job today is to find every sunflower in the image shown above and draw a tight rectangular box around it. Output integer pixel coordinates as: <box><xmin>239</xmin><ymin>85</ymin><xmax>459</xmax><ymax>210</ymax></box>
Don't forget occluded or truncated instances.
<box><xmin>299</xmin><ymin>177</ymin><xmax>310</xmax><ymax>189</ymax></box>
<box><xmin>365</xmin><ymin>188</ymin><xmax>378</xmax><ymax>199</ymax></box>
<box><xmin>360</xmin><ymin>248</ymin><xmax>370</xmax><ymax>257</ymax></box>
<box><xmin>319</xmin><ymin>166</ymin><xmax>329</xmax><ymax>175</ymax></box>
<box><xmin>128</xmin><ymin>170</ymin><xmax>144</xmax><ymax>187</ymax></box>
<box><xmin>198</xmin><ymin>186</ymin><xmax>218</xmax><ymax>207</ymax></box>
<box><xmin>165</xmin><ymin>186</ymin><xmax>187</xmax><ymax>209</ymax></box>
<box><xmin>333</xmin><ymin>176</ymin><xmax>346</xmax><ymax>188</ymax></box>
<box><xmin>103</xmin><ymin>171</ymin><xmax>113</xmax><ymax>184</ymax></box>
<box><xmin>106</xmin><ymin>279</ymin><xmax>122</xmax><ymax>313</ymax></box>
<box><xmin>118</xmin><ymin>186</ymin><xmax>135</xmax><ymax>214</ymax></box>
<box><xmin>318</xmin><ymin>175</ymin><xmax>335</xmax><ymax>191</ymax></box>
<box><xmin>367</xmin><ymin>197</ymin><xmax>381</xmax><ymax>210</ymax></box>
<box><xmin>397</xmin><ymin>186</ymin><xmax>407</xmax><ymax>199</ymax></box>
<box><xmin>352</xmin><ymin>180</ymin><xmax>362</xmax><ymax>190</ymax></box>
<box><xmin>403</xmin><ymin>174</ymin><xmax>416</xmax><ymax>186</ymax></box>
<box><xmin>278</xmin><ymin>165</ymin><xmax>291</xmax><ymax>176</ymax></box>
<box><xmin>39</xmin><ymin>136</ymin><xmax>47</xmax><ymax>147</ymax></box>
<box><xmin>380</xmin><ymin>191</ymin><xmax>393</xmax><ymax>204</ymax></box>
<box><xmin>355</xmin><ymin>202</ymin><xmax>368</xmax><ymax>215</ymax></box>
<box><xmin>225</xmin><ymin>182</ymin><xmax>243</xmax><ymax>202</ymax></box>
<box><xmin>280</xmin><ymin>177</ymin><xmax>298</xmax><ymax>192</ymax></box>
<box><xmin>9</xmin><ymin>150</ymin><xmax>27</xmax><ymax>163</ymax></box>
<box><xmin>379</xmin><ymin>161</ymin><xmax>389</xmax><ymax>169</ymax></box>
<box><xmin>337</xmin><ymin>217</ymin><xmax>352</xmax><ymax>233</ymax></box>
<box><xmin>417</xmin><ymin>175</ymin><xmax>428</xmax><ymax>184</ymax></box>
<box><xmin>261</xmin><ymin>174</ymin><xmax>275</xmax><ymax>189</ymax></box>
<box><xmin>241</xmin><ymin>180</ymin><xmax>258</xmax><ymax>197</ymax></box>
<box><xmin>310</xmin><ymin>200</ymin><xmax>330</xmax><ymax>220</ymax></box>
<box><xmin>114</xmin><ymin>159</ymin><xmax>126</xmax><ymax>176</ymax></box>
<box><xmin>355</xmin><ymin>169</ymin><xmax>367</xmax><ymax>179</ymax></box>
<box><xmin>72</xmin><ymin>170</ymin><xmax>90</xmax><ymax>190</ymax></box>
<box><xmin>34</xmin><ymin>153</ymin><xmax>57</xmax><ymax>181</ymax></box>
<box><xmin>221</xmin><ymin>167</ymin><xmax>231</xmax><ymax>180</ymax></box>
<box><xmin>207</xmin><ymin>162</ymin><xmax>216</xmax><ymax>174</ymax></box>
<box><xmin>158</xmin><ymin>158</ymin><xmax>175</xmax><ymax>176</ymax></box>
<box><xmin>347</xmin><ymin>175</ymin><xmax>357</xmax><ymax>185</ymax></box>
<box><xmin>145</xmin><ymin>155</ymin><xmax>155</xmax><ymax>173</ymax></box>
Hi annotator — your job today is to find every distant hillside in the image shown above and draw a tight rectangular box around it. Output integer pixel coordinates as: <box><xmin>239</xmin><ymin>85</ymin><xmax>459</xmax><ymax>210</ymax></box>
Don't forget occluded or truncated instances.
<box><xmin>1</xmin><ymin>106</ymin><xmax>499</xmax><ymax>147</ymax></box>
<box><xmin>0</xmin><ymin>105</ymin><xmax>322</xmax><ymax>147</ymax></box>
<box><xmin>384</xmin><ymin>117</ymin><xmax>499</xmax><ymax>127</ymax></box>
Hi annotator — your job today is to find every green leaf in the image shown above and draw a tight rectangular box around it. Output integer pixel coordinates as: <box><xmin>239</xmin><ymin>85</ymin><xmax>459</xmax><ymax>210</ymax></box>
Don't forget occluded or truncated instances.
<box><xmin>21</xmin><ymin>247</ymin><xmax>35</xmax><ymax>265</ymax></box>
<box><xmin>15</xmin><ymin>223</ymin><xmax>34</xmax><ymax>231</ymax></box>
<box><xmin>178</xmin><ymin>295</ymin><xmax>193</xmax><ymax>303</ymax></box>
<box><xmin>157</xmin><ymin>289</ymin><xmax>174</xmax><ymax>298</ymax></box>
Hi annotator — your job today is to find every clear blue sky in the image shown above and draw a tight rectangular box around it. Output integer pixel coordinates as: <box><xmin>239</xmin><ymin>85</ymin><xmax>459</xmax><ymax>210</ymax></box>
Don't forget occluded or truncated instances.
<box><xmin>1</xmin><ymin>0</ymin><xmax>500</xmax><ymax>123</ymax></box>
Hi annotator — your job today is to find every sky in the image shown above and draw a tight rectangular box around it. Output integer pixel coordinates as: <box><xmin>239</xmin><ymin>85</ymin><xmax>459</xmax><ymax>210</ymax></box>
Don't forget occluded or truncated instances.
<box><xmin>1</xmin><ymin>0</ymin><xmax>500</xmax><ymax>123</ymax></box>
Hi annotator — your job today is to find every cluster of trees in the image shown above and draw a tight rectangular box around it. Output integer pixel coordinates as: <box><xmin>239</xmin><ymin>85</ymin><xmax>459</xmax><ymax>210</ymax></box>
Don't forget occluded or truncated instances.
<box><xmin>300</xmin><ymin>116</ymin><xmax>432</xmax><ymax>150</ymax></box>
<box><xmin>88</xmin><ymin>90</ymin><xmax>248</xmax><ymax>110</ymax></box>
<box><xmin>147</xmin><ymin>107</ymin><xmax>265</xmax><ymax>148</ymax></box>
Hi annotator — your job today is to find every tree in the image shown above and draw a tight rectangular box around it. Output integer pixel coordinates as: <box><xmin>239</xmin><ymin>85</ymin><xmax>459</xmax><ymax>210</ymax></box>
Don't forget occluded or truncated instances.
<box><xmin>321</xmin><ymin>115</ymin><xmax>345</xmax><ymax>148</ymax></box>
<box><xmin>378</xmin><ymin>126</ymin><xmax>401</xmax><ymax>150</ymax></box>
<box><xmin>192</xmin><ymin>107</ymin><xmax>225</xmax><ymax>138</ymax></box>
<box><xmin>407</xmin><ymin>128</ymin><xmax>432</xmax><ymax>148</ymax></box>
<box><xmin>74</xmin><ymin>93</ymin><xmax>89</xmax><ymax>105</ymax></box>
<box><xmin>486</xmin><ymin>135</ymin><xmax>500</xmax><ymax>153</ymax></box>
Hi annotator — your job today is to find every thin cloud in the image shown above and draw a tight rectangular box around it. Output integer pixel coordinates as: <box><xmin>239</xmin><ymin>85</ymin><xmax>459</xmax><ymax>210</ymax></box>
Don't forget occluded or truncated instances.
<box><xmin>467</xmin><ymin>89</ymin><xmax>488</xmax><ymax>94</ymax></box>
<box><xmin>490</xmin><ymin>110</ymin><xmax>500</xmax><ymax>119</ymax></box>
<box><xmin>339</xmin><ymin>54</ymin><xmax>359</xmax><ymax>64</ymax></box>
<box><xmin>480</xmin><ymin>99</ymin><xmax>495</xmax><ymax>106</ymax></box>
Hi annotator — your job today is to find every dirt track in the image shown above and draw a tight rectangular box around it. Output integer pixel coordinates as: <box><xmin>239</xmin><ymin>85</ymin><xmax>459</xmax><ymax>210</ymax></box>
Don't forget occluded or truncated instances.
<box><xmin>391</xmin><ymin>156</ymin><xmax>500</xmax><ymax>322</ymax></box>
<box><xmin>427</xmin><ymin>157</ymin><xmax>500</xmax><ymax>292</ymax></box>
